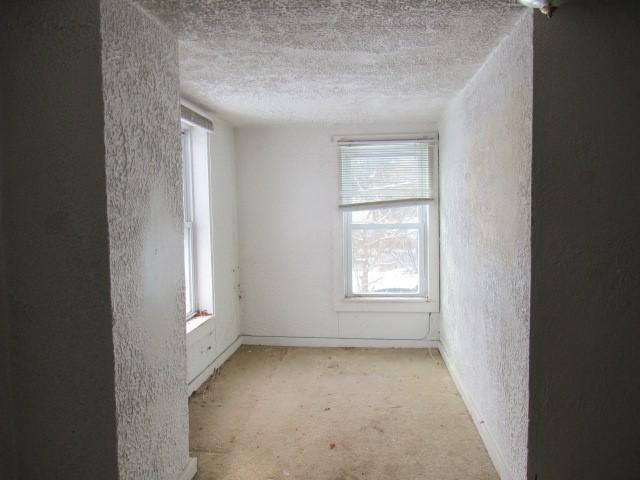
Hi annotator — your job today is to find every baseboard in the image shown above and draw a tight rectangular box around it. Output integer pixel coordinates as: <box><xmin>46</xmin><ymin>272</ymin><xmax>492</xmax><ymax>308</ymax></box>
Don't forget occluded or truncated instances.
<box><xmin>438</xmin><ymin>344</ymin><xmax>514</xmax><ymax>480</ymax></box>
<box><xmin>187</xmin><ymin>335</ymin><xmax>242</xmax><ymax>395</ymax></box>
<box><xmin>241</xmin><ymin>335</ymin><xmax>439</xmax><ymax>349</ymax></box>
<box><xmin>188</xmin><ymin>334</ymin><xmax>436</xmax><ymax>394</ymax></box>
<box><xmin>178</xmin><ymin>457</ymin><xmax>197</xmax><ymax>480</ymax></box>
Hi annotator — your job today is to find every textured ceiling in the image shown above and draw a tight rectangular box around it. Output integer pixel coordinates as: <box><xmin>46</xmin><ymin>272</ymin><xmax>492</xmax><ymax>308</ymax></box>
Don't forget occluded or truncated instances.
<box><xmin>136</xmin><ymin>0</ymin><xmax>526</xmax><ymax>125</ymax></box>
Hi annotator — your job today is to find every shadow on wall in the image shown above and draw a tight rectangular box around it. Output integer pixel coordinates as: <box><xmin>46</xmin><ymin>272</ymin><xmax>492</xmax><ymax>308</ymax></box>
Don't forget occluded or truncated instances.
<box><xmin>529</xmin><ymin>2</ymin><xmax>640</xmax><ymax>479</ymax></box>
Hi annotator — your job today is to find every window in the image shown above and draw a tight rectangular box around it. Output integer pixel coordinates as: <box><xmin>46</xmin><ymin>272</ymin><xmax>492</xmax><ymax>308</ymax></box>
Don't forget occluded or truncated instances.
<box><xmin>181</xmin><ymin>105</ymin><xmax>215</xmax><ymax>321</ymax></box>
<box><xmin>182</xmin><ymin>126</ymin><xmax>197</xmax><ymax>317</ymax></box>
<box><xmin>339</xmin><ymin>138</ymin><xmax>438</xmax><ymax>300</ymax></box>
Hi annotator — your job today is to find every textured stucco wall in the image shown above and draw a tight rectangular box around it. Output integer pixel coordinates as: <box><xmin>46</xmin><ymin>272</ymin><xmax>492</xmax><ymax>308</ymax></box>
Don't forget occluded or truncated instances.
<box><xmin>235</xmin><ymin>124</ymin><xmax>439</xmax><ymax>345</ymax></box>
<box><xmin>529</xmin><ymin>3</ymin><xmax>640</xmax><ymax>478</ymax></box>
<box><xmin>100</xmin><ymin>0</ymin><xmax>190</xmax><ymax>478</ymax></box>
<box><xmin>1</xmin><ymin>1</ymin><xmax>189</xmax><ymax>477</ymax></box>
<box><xmin>439</xmin><ymin>12</ymin><xmax>532</xmax><ymax>480</ymax></box>
<box><xmin>0</xmin><ymin>2</ymin><xmax>120</xmax><ymax>478</ymax></box>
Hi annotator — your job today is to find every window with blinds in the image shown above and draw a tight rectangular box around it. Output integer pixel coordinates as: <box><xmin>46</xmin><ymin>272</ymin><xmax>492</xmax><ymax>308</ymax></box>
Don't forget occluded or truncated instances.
<box><xmin>338</xmin><ymin>136</ymin><xmax>439</xmax><ymax>300</ymax></box>
<box><xmin>339</xmin><ymin>139</ymin><xmax>435</xmax><ymax>209</ymax></box>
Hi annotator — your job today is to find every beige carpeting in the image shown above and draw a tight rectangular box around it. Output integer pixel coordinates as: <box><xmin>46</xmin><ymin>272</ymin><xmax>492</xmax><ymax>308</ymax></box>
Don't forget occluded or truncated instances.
<box><xmin>189</xmin><ymin>346</ymin><xmax>498</xmax><ymax>480</ymax></box>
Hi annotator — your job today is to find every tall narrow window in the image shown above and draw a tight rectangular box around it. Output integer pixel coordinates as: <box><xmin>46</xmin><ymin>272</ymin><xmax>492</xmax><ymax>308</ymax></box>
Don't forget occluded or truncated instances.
<box><xmin>182</xmin><ymin>105</ymin><xmax>215</xmax><ymax>321</ymax></box>
<box><xmin>182</xmin><ymin>126</ymin><xmax>197</xmax><ymax>317</ymax></box>
<box><xmin>339</xmin><ymin>138</ymin><xmax>438</xmax><ymax>300</ymax></box>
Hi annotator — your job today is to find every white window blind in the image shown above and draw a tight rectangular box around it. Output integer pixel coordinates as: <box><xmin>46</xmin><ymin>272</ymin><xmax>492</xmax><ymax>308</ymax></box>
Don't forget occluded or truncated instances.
<box><xmin>339</xmin><ymin>139</ymin><xmax>434</xmax><ymax>209</ymax></box>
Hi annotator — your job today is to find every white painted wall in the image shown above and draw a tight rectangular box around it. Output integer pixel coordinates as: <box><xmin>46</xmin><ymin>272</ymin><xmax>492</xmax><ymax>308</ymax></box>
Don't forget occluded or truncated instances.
<box><xmin>209</xmin><ymin>117</ymin><xmax>242</xmax><ymax>352</ymax></box>
<box><xmin>185</xmin><ymin>103</ymin><xmax>242</xmax><ymax>392</ymax></box>
<box><xmin>236</xmin><ymin>124</ymin><xmax>439</xmax><ymax>346</ymax></box>
<box><xmin>439</xmin><ymin>12</ymin><xmax>532</xmax><ymax>480</ymax></box>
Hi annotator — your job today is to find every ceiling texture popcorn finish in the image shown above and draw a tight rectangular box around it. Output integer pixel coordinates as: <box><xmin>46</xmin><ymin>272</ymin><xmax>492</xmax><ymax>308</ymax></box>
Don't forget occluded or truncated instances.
<box><xmin>136</xmin><ymin>0</ymin><xmax>526</xmax><ymax>125</ymax></box>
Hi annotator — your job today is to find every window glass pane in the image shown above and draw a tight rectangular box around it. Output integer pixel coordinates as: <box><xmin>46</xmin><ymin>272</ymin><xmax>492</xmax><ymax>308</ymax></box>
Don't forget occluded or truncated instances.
<box><xmin>351</xmin><ymin>227</ymin><xmax>420</xmax><ymax>295</ymax></box>
<box><xmin>182</xmin><ymin>126</ymin><xmax>195</xmax><ymax>317</ymax></box>
<box><xmin>351</xmin><ymin>205</ymin><xmax>419</xmax><ymax>225</ymax></box>
<box><xmin>184</xmin><ymin>225</ymin><xmax>193</xmax><ymax>315</ymax></box>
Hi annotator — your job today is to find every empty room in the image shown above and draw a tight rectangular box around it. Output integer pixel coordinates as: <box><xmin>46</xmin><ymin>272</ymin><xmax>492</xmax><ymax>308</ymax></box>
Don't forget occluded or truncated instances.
<box><xmin>1</xmin><ymin>1</ymin><xmax>639</xmax><ymax>480</ymax></box>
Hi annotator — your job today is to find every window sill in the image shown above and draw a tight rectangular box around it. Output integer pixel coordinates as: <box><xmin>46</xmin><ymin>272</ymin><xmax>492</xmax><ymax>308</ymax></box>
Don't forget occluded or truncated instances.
<box><xmin>186</xmin><ymin>315</ymin><xmax>214</xmax><ymax>335</ymax></box>
<box><xmin>335</xmin><ymin>297</ymin><xmax>438</xmax><ymax>313</ymax></box>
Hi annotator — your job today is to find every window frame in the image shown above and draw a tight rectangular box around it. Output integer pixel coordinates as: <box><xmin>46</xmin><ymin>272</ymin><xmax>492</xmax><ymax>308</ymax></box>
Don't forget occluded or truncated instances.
<box><xmin>334</xmin><ymin>133</ymin><xmax>440</xmax><ymax>312</ymax></box>
<box><xmin>182</xmin><ymin>125</ymin><xmax>198</xmax><ymax>319</ymax></box>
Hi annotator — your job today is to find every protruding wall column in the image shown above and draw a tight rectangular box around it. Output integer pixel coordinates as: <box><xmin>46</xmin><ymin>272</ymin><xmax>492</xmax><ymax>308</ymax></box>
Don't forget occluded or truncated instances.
<box><xmin>529</xmin><ymin>2</ymin><xmax>640</xmax><ymax>478</ymax></box>
<box><xmin>1</xmin><ymin>1</ymin><xmax>192</xmax><ymax>478</ymax></box>
<box><xmin>100</xmin><ymin>0</ymin><xmax>193</xmax><ymax>478</ymax></box>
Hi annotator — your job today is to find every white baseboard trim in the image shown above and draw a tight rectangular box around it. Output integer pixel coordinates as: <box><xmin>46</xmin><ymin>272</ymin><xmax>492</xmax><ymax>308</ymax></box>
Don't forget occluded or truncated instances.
<box><xmin>187</xmin><ymin>334</ymin><xmax>437</xmax><ymax>396</ymax></box>
<box><xmin>438</xmin><ymin>343</ymin><xmax>514</xmax><ymax>480</ymax></box>
<box><xmin>178</xmin><ymin>457</ymin><xmax>197</xmax><ymax>480</ymax></box>
<box><xmin>241</xmin><ymin>335</ymin><xmax>439</xmax><ymax>349</ymax></box>
<box><xmin>188</xmin><ymin>336</ymin><xmax>242</xmax><ymax>396</ymax></box>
